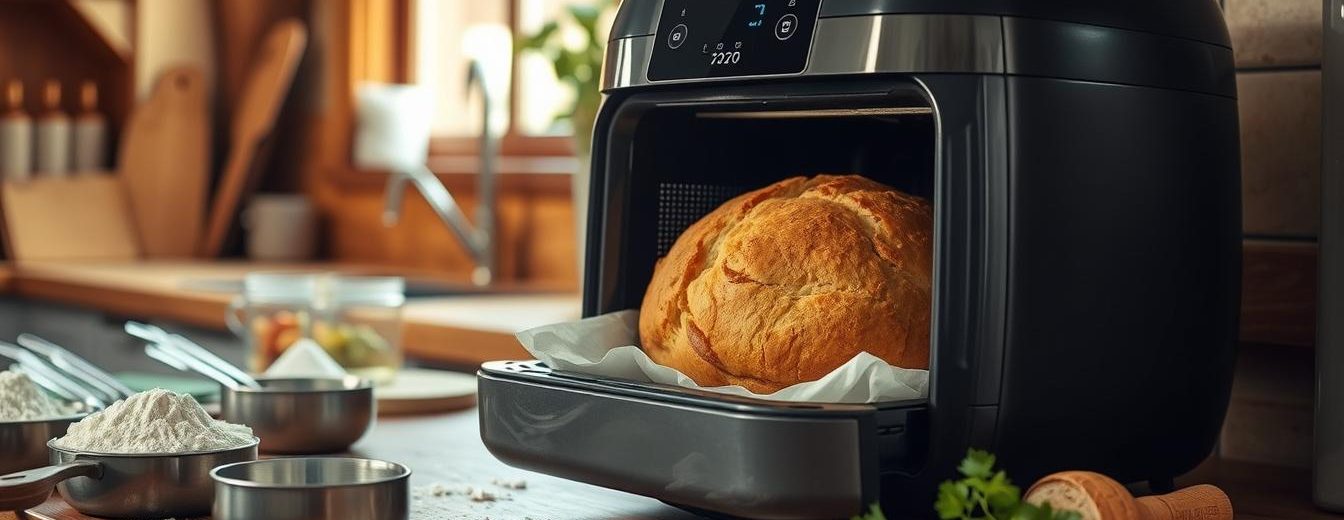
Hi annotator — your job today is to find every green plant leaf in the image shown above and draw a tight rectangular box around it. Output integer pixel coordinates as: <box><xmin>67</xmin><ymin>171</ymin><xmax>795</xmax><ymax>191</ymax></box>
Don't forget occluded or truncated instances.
<box><xmin>566</xmin><ymin>1</ymin><xmax>607</xmax><ymax>44</ymax></box>
<box><xmin>936</xmin><ymin>449</ymin><xmax>1082</xmax><ymax>520</ymax></box>
<box><xmin>959</xmin><ymin>449</ymin><xmax>996</xmax><ymax>479</ymax></box>
<box><xmin>935</xmin><ymin>481</ymin><xmax>968</xmax><ymax>519</ymax></box>
<box><xmin>517</xmin><ymin>21</ymin><xmax>560</xmax><ymax>52</ymax></box>
<box><xmin>851</xmin><ymin>503</ymin><xmax>888</xmax><ymax>520</ymax></box>
<box><xmin>984</xmin><ymin>470</ymin><xmax>1021</xmax><ymax>513</ymax></box>
<box><xmin>515</xmin><ymin>0</ymin><xmax>614</xmax><ymax>136</ymax></box>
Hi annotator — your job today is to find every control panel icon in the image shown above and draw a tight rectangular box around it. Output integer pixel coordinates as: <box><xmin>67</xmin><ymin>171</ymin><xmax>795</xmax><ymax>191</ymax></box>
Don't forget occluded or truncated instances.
<box><xmin>668</xmin><ymin>23</ymin><xmax>688</xmax><ymax>48</ymax></box>
<box><xmin>775</xmin><ymin>14</ymin><xmax>798</xmax><ymax>40</ymax></box>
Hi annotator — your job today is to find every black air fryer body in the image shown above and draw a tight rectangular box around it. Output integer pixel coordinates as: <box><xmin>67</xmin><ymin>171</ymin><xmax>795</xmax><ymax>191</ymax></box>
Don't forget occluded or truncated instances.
<box><xmin>478</xmin><ymin>1</ymin><xmax>1241</xmax><ymax>517</ymax></box>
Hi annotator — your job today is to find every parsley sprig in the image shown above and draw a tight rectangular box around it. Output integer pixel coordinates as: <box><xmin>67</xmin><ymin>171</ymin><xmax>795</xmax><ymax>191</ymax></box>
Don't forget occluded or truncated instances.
<box><xmin>934</xmin><ymin>449</ymin><xmax>1082</xmax><ymax>520</ymax></box>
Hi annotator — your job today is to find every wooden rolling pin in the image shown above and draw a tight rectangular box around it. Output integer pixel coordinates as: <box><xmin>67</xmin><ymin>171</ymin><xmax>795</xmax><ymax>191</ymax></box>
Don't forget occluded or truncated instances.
<box><xmin>1025</xmin><ymin>471</ymin><xmax>1232</xmax><ymax>520</ymax></box>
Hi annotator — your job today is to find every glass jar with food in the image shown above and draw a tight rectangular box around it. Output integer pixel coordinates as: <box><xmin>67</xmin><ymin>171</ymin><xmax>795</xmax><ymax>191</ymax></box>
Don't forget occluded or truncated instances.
<box><xmin>311</xmin><ymin>276</ymin><xmax>405</xmax><ymax>384</ymax></box>
<box><xmin>228</xmin><ymin>272</ymin><xmax>317</xmax><ymax>374</ymax></box>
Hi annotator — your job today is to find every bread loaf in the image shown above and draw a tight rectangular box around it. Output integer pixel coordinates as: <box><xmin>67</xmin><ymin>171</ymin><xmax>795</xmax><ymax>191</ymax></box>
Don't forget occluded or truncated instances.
<box><xmin>638</xmin><ymin>174</ymin><xmax>933</xmax><ymax>393</ymax></box>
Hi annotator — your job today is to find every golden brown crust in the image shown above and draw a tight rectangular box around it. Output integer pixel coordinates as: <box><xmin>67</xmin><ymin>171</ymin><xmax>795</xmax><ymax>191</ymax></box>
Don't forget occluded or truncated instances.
<box><xmin>638</xmin><ymin>174</ymin><xmax>933</xmax><ymax>393</ymax></box>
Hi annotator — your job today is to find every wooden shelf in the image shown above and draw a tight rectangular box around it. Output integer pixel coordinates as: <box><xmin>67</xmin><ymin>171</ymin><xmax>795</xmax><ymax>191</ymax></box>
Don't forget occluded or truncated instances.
<box><xmin>0</xmin><ymin>0</ymin><xmax>133</xmax><ymax>166</ymax></box>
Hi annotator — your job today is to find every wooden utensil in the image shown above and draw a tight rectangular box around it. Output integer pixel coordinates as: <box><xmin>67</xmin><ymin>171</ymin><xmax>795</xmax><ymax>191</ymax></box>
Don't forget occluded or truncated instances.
<box><xmin>117</xmin><ymin>66</ymin><xmax>209</xmax><ymax>257</ymax></box>
<box><xmin>200</xmin><ymin>20</ymin><xmax>307</xmax><ymax>258</ymax></box>
<box><xmin>1026</xmin><ymin>471</ymin><xmax>1233</xmax><ymax>520</ymax></box>
<box><xmin>0</xmin><ymin>174</ymin><xmax>139</xmax><ymax>262</ymax></box>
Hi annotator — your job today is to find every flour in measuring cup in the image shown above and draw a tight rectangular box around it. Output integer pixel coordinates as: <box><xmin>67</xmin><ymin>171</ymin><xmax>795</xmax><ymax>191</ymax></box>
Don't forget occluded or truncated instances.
<box><xmin>0</xmin><ymin>370</ymin><xmax>64</xmax><ymax>421</ymax></box>
<box><xmin>53</xmin><ymin>389</ymin><xmax>254</xmax><ymax>453</ymax></box>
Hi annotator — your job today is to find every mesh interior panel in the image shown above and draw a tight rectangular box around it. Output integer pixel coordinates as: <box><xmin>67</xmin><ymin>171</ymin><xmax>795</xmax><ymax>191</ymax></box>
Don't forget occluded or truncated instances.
<box><xmin>655</xmin><ymin>183</ymin><xmax>747</xmax><ymax>257</ymax></box>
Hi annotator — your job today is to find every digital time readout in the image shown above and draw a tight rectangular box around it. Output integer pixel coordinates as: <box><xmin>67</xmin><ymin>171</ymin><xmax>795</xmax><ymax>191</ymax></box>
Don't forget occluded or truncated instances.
<box><xmin>648</xmin><ymin>0</ymin><xmax>820</xmax><ymax>81</ymax></box>
<box><xmin>710</xmin><ymin>51</ymin><xmax>743</xmax><ymax>65</ymax></box>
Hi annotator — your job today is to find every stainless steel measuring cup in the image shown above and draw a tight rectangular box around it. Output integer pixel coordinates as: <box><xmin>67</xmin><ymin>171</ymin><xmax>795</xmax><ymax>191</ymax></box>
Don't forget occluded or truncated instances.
<box><xmin>0</xmin><ymin>438</ymin><xmax>258</xmax><ymax>517</ymax></box>
<box><xmin>221</xmin><ymin>377</ymin><xmax>375</xmax><ymax>454</ymax></box>
<box><xmin>212</xmin><ymin>457</ymin><xmax>410</xmax><ymax>520</ymax></box>
<box><xmin>0</xmin><ymin>414</ymin><xmax>88</xmax><ymax>475</ymax></box>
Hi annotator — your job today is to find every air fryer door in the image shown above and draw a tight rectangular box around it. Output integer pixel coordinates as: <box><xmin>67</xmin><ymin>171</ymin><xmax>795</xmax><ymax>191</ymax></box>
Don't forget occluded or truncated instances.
<box><xmin>572</xmin><ymin>74</ymin><xmax>1010</xmax><ymax>517</ymax></box>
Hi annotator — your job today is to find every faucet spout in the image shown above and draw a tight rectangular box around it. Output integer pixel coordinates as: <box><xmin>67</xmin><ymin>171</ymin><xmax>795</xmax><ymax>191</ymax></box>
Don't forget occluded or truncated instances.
<box><xmin>381</xmin><ymin>59</ymin><xmax>499</xmax><ymax>287</ymax></box>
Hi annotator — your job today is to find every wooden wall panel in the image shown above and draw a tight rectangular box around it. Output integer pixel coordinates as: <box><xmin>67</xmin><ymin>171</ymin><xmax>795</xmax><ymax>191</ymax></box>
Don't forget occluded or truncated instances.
<box><xmin>323</xmin><ymin>178</ymin><xmax>578</xmax><ymax>286</ymax></box>
<box><xmin>1225</xmin><ymin>0</ymin><xmax>1322</xmax><ymax>68</ymax></box>
<box><xmin>1238</xmin><ymin>71</ymin><xmax>1321</xmax><ymax>238</ymax></box>
<box><xmin>1240</xmin><ymin>240</ymin><xmax>1317</xmax><ymax>347</ymax></box>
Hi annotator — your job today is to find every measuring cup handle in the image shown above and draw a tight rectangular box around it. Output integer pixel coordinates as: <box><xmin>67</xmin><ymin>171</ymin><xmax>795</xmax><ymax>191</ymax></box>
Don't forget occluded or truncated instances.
<box><xmin>226</xmin><ymin>295</ymin><xmax>248</xmax><ymax>338</ymax></box>
<box><xmin>0</xmin><ymin>461</ymin><xmax>101</xmax><ymax>511</ymax></box>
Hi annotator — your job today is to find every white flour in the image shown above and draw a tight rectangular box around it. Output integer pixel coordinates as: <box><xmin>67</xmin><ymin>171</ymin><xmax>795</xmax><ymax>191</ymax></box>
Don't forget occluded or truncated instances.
<box><xmin>0</xmin><ymin>370</ymin><xmax>63</xmax><ymax>421</ymax></box>
<box><xmin>53</xmin><ymin>389</ymin><xmax>254</xmax><ymax>453</ymax></box>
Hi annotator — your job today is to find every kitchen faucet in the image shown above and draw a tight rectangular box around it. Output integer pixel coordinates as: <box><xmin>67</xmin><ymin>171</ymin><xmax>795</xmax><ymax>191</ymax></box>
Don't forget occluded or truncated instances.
<box><xmin>381</xmin><ymin>60</ymin><xmax>498</xmax><ymax>286</ymax></box>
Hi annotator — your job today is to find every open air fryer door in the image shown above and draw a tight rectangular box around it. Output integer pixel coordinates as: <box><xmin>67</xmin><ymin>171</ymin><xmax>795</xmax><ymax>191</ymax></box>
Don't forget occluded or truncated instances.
<box><xmin>483</xmin><ymin>79</ymin><xmax>961</xmax><ymax>518</ymax></box>
<box><xmin>480</xmin><ymin>1</ymin><xmax>1240</xmax><ymax>518</ymax></box>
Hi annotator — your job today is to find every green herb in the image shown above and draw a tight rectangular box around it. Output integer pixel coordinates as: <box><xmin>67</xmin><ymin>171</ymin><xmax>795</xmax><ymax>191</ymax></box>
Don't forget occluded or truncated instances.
<box><xmin>934</xmin><ymin>449</ymin><xmax>1083</xmax><ymax>520</ymax></box>
<box><xmin>852</xmin><ymin>503</ymin><xmax>887</xmax><ymax>520</ymax></box>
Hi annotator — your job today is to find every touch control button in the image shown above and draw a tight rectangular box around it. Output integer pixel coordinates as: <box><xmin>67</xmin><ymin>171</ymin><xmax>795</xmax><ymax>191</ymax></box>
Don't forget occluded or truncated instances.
<box><xmin>775</xmin><ymin>14</ymin><xmax>798</xmax><ymax>40</ymax></box>
<box><xmin>668</xmin><ymin>24</ymin><xmax>689</xmax><ymax>49</ymax></box>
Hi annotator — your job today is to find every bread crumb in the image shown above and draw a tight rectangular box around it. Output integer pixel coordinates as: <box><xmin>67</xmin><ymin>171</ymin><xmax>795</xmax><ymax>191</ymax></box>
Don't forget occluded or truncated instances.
<box><xmin>492</xmin><ymin>477</ymin><xmax>527</xmax><ymax>490</ymax></box>
<box><xmin>468</xmin><ymin>486</ymin><xmax>497</xmax><ymax>502</ymax></box>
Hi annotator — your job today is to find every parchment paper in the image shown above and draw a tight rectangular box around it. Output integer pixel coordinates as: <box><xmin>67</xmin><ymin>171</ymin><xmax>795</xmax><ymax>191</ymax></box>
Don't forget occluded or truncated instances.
<box><xmin>515</xmin><ymin>310</ymin><xmax>929</xmax><ymax>404</ymax></box>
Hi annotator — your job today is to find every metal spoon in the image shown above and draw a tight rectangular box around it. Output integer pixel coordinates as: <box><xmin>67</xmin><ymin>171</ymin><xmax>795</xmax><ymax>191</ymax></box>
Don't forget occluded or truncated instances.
<box><xmin>16</xmin><ymin>334</ymin><xmax>134</xmax><ymax>401</ymax></box>
<box><xmin>144</xmin><ymin>343</ymin><xmax>247</xmax><ymax>391</ymax></box>
<box><xmin>124</xmin><ymin>322</ymin><xmax>260</xmax><ymax>389</ymax></box>
<box><xmin>0</xmin><ymin>343</ymin><xmax>105</xmax><ymax>410</ymax></box>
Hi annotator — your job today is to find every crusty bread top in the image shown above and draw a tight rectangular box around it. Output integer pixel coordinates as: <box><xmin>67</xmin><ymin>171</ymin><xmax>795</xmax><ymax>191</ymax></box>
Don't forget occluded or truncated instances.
<box><xmin>638</xmin><ymin>174</ymin><xmax>933</xmax><ymax>393</ymax></box>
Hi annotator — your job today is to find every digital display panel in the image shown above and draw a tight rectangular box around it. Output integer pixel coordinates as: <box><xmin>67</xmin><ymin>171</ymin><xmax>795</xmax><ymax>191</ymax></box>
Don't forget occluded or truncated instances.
<box><xmin>648</xmin><ymin>0</ymin><xmax>820</xmax><ymax>81</ymax></box>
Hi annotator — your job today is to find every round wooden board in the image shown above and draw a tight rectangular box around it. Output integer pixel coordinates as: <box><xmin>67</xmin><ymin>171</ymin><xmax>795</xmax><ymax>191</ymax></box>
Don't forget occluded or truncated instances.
<box><xmin>375</xmin><ymin>368</ymin><xmax>477</xmax><ymax>416</ymax></box>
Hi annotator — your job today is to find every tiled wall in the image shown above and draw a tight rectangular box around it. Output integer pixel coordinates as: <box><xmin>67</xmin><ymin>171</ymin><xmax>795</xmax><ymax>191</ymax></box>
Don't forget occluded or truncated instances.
<box><xmin>1219</xmin><ymin>0</ymin><xmax>1322</xmax><ymax>468</ymax></box>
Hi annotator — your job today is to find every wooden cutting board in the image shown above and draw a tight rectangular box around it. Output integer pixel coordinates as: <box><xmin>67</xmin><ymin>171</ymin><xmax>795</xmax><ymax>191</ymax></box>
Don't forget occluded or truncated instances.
<box><xmin>376</xmin><ymin>368</ymin><xmax>478</xmax><ymax>415</ymax></box>
<box><xmin>118</xmin><ymin>66</ymin><xmax>210</xmax><ymax>258</ymax></box>
<box><xmin>0</xmin><ymin>174</ymin><xmax>139</xmax><ymax>262</ymax></box>
<box><xmin>20</xmin><ymin>495</ymin><xmax>207</xmax><ymax>520</ymax></box>
<box><xmin>200</xmin><ymin>20</ymin><xmax>307</xmax><ymax>258</ymax></box>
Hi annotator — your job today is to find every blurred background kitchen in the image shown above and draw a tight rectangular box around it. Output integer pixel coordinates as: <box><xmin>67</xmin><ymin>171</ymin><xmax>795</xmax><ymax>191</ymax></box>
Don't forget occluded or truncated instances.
<box><xmin>0</xmin><ymin>0</ymin><xmax>617</xmax><ymax>386</ymax></box>
<box><xmin>0</xmin><ymin>0</ymin><xmax>1328</xmax><ymax>496</ymax></box>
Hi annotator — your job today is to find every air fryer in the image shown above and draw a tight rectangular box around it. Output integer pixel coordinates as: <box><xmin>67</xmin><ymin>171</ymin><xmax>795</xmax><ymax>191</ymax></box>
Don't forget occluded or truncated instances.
<box><xmin>478</xmin><ymin>1</ymin><xmax>1241</xmax><ymax>518</ymax></box>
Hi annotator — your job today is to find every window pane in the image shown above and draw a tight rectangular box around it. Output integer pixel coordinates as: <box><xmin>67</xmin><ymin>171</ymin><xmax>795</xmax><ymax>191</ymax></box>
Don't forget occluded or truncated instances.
<box><xmin>516</xmin><ymin>0</ymin><xmax>613</xmax><ymax>136</ymax></box>
<box><xmin>415</xmin><ymin>0</ymin><xmax>512</xmax><ymax>137</ymax></box>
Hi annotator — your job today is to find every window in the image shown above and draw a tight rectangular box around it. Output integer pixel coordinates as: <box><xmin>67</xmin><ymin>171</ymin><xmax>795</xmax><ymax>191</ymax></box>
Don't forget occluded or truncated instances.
<box><xmin>412</xmin><ymin>0</ymin><xmax>611</xmax><ymax>155</ymax></box>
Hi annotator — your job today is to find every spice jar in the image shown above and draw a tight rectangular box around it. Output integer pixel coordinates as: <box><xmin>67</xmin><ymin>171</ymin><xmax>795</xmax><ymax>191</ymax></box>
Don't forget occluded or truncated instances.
<box><xmin>311</xmin><ymin>275</ymin><xmax>405</xmax><ymax>384</ymax></box>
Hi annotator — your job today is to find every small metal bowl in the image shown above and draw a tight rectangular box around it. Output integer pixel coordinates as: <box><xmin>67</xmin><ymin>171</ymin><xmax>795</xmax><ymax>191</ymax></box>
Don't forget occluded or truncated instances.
<box><xmin>0</xmin><ymin>413</ymin><xmax>88</xmax><ymax>475</ymax></box>
<box><xmin>53</xmin><ymin>439</ymin><xmax>260</xmax><ymax>518</ymax></box>
<box><xmin>220</xmin><ymin>376</ymin><xmax>375</xmax><ymax>454</ymax></box>
<box><xmin>211</xmin><ymin>457</ymin><xmax>410</xmax><ymax>520</ymax></box>
<box><xmin>0</xmin><ymin>438</ymin><xmax>259</xmax><ymax>517</ymax></box>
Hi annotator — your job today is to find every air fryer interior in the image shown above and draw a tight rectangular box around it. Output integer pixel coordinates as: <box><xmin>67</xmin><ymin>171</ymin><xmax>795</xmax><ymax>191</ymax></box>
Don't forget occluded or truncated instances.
<box><xmin>607</xmin><ymin>96</ymin><xmax>936</xmax><ymax>313</ymax></box>
<box><xmin>591</xmin><ymin>90</ymin><xmax>937</xmax><ymax>404</ymax></box>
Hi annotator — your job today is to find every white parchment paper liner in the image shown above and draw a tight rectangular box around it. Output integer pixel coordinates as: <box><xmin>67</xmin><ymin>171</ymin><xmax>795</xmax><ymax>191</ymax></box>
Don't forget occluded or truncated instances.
<box><xmin>515</xmin><ymin>310</ymin><xmax>929</xmax><ymax>404</ymax></box>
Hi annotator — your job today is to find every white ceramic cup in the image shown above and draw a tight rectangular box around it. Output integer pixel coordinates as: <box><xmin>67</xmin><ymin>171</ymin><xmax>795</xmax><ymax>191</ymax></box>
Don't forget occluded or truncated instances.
<box><xmin>353</xmin><ymin>83</ymin><xmax>432</xmax><ymax>172</ymax></box>
<box><xmin>243</xmin><ymin>195</ymin><xmax>316</xmax><ymax>261</ymax></box>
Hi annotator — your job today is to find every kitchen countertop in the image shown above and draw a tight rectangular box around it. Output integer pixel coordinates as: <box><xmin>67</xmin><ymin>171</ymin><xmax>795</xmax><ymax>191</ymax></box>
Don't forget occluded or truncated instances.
<box><xmin>6</xmin><ymin>406</ymin><xmax>1338</xmax><ymax>519</ymax></box>
<box><xmin>3</xmin><ymin>261</ymin><xmax>579</xmax><ymax>366</ymax></box>
<box><xmin>12</xmin><ymin>408</ymin><xmax>699</xmax><ymax>520</ymax></box>
<box><xmin>0</xmin><ymin>261</ymin><xmax>1337</xmax><ymax>517</ymax></box>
